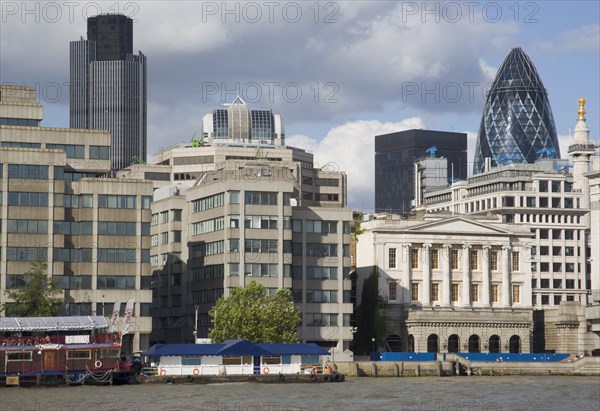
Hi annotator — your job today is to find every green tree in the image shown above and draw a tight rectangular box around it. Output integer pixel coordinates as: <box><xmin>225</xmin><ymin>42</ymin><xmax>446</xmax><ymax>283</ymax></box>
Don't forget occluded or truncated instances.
<box><xmin>208</xmin><ymin>281</ymin><xmax>301</xmax><ymax>343</ymax></box>
<box><xmin>354</xmin><ymin>266</ymin><xmax>385</xmax><ymax>354</ymax></box>
<box><xmin>1</xmin><ymin>261</ymin><xmax>63</xmax><ymax>316</ymax></box>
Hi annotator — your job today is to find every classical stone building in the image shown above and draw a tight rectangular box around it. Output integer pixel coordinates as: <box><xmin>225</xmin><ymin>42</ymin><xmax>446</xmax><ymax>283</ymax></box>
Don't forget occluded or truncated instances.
<box><xmin>356</xmin><ymin>214</ymin><xmax>534</xmax><ymax>354</ymax></box>
<box><xmin>412</xmin><ymin>99</ymin><xmax>599</xmax><ymax>355</ymax></box>
<box><xmin>0</xmin><ymin>85</ymin><xmax>153</xmax><ymax>352</ymax></box>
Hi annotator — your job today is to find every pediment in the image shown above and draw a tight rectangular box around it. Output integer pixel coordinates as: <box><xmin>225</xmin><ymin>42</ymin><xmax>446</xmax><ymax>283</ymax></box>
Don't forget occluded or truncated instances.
<box><xmin>405</xmin><ymin>217</ymin><xmax>514</xmax><ymax>236</ymax></box>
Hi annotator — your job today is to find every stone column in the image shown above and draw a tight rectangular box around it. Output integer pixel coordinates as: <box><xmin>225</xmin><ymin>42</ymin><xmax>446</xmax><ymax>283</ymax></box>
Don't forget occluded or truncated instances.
<box><xmin>402</xmin><ymin>243</ymin><xmax>412</xmax><ymax>305</ymax></box>
<box><xmin>442</xmin><ymin>244</ymin><xmax>452</xmax><ymax>307</ymax></box>
<box><xmin>422</xmin><ymin>243</ymin><xmax>432</xmax><ymax>307</ymax></box>
<box><xmin>481</xmin><ymin>245</ymin><xmax>491</xmax><ymax>307</ymax></box>
<box><xmin>462</xmin><ymin>243</ymin><xmax>471</xmax><ymax>306</ymax></box>
<box><xmin>501</xmin><ymin>245</ymin><xmax>511</xmax><ymax>307</ymax></box>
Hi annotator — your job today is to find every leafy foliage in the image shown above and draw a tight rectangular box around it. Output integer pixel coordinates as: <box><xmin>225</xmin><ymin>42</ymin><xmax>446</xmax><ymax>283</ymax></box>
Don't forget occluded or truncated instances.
<box><xmin>208</xmin><ymin>281</ymin><xmax>301</xmax><ymax>343</ymax></box>
<box><xmin>354</xmin><ymin>266</ymin><xmax>385</xmax><ymax>354</ymax></box>
<box><xmin>2</xmin><ymin>261</ymin><xmax>63</xmax><ymax>316</ymax></box>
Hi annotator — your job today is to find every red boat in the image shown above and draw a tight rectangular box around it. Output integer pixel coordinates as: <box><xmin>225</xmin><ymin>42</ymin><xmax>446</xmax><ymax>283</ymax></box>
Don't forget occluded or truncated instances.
<box><xmin>0</xmin><ymin>316</ymin><xmax>133</xmax><ymax>386</ymax></box>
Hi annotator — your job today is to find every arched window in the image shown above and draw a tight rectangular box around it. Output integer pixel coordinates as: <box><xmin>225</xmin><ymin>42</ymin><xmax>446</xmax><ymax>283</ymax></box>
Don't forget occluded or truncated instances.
<box><xmin>509</xmin><ymin>335</ymin><xmax>521</xmax><ymax>353</ymax></box>
<box><xmin>448</xmin><ymin>334</ymin><xmax>460</xmax><ymax>353</ymax></box>
<box><xmin>489</xmin><ymin>335</ymin><xmax>500</xmax><ymax>353</ymax></box>
<box><xmin>468</xmin><ymin>335</ymin><xmax>480</xmax><ymax>353</ymax></box>
<box><xmin>407</xmin><ymin>334</ymin><xmax>415</xmax><ymax>352</ymax></box>
<box><xmin>427</xmin><ymin>334</ymin><xmax>439</xmax><ymax>353</ymax></box>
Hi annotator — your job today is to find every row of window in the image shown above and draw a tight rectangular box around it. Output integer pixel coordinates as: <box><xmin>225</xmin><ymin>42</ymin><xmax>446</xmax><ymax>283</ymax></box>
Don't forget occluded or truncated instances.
<box><xmin>532</xmin><ymin>279</ymin><xmax>577</xmax><ymax>289</ymax></box>
<box><xmin>405</xmin><ymin>282</ymin><xmax>521</xmax><ymax>303</ymax></box>
<box><xmin>192</xmin><ymin>193</ymin><xmax>224</xmax><ymax>213</ymax></box>
<box><xmin>3</xmin><ymin>220</ymin><xmax>149</xmax><ymax>236</ymax></box>
<box><xmin>191</xmin><ymin>265</ymin><xmax>224</xmax><ymax>281</ymax></box>
<box><xmin>193</xmin><ymin>217</ymin><xmax>225</xmax><ymax>235</ymax></box>
<box><xmin>6</xmin><ymin>192</ymin><xmax>151</xmax><ymax>209</ymax></box>
<box><xmin>190</xmin><ymin>241</ymin><xmax>225</xmax><ymax>258</ymax></box>
<box><xmin>389</xmin><ymin>248</ymin><xmax>520</xmax><ymax>272</ymax></box>
<box><xmin>532</xmin><ymin>262</ymin><xmax>577</xmax><ymax>273</ymax></box>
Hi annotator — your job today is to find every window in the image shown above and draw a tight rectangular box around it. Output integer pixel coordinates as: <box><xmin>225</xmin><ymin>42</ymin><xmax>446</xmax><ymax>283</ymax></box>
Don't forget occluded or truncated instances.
<box><xmin>7</xmin><ymin>192</ymin><xmax>48</xmax><ymax>207</ymax></box>
<box><xmin>538</xmin><ymin>180</ymin><xmax>548</xmax><ymax>192</ymax></box>
<box><xmin>553</xmin><ymin>279</ymin><xmax>562</xmax><ymax>289</ymax></box>
<box><xmin>97</xmin><ymin>249</ymin><xmax>137</xmax><ymax>263</ymax></box>
<box><xmin>161</xmin><ymin>211</ymin><xmax>169</xmax><ymax>224</ymax></box>
<box><xmin>98</xmin><ymin>221</ymin><xmax>136</xmax><ymax>236</ymax></box>
<box><xmin>411</xmin><ymin>282</ymin><xmax>419</xmax><ymax>301</ymax></box>
<box><xmin>192</xmin><ymin>217</ymin><xmax>225</xmax><ymax>235</ymax></box>
<box><xmin>411</xmin><ymin>249</ymin><xmax>419</xmax><ymax>269</ymax></box>
<box><xmin>96</xmin><ymin>275</ymin><xmax>135</xmax><ymax>290</ymax></box>
<box><xmin>492</xmin><ymin>284</ymin><xmax>499</xmax><ymax>303</ymax></box>
<box><xmin>191</xmin><ymin>265</ymin><xmax>225</xmax><ymax>281</ymax></box>
<box><xmin>305</xmin><ymin>313</ymin><xmax>338</xmax><ymax>326</ymax></box>
<box><xmin>451</xmin><ymin>249</ymin><xmax>458</xmax><ymax>270</ymax></box>
<box><xmin>306</xmin><ymin>220</ymin><xmax>337</xmax><ymax>234</ymax></box>
<box><xmin>192</xmin><ymin>193</ymin><xmax>224</xmax><ymax>212</ymax></box>
<box><xmin>90</xmin><ymin>145</ymin><xmax>110</xmax><ymax>159</ymax></box>
<box><xmin>8</xmin><ymin>164</ymin><xmax>48</xmax><ymax>179</ymax></box>
<box><xmin>306</xmin><ymin>266</ymin><xmax>338</xmax><ymax>280</ymax></box>
<box><xmin>229</xmin><ymin>191</ymin><xmax>240</xmax><ymax>204</ymax></box>
<box><xmin>471</xmin><ymin>284</ymin><xmax>479</xmax><ymax>302</ymax></box>
<box><xmin>389</xmin><ymin>248</ymin><xmax>397</xmax><ymax>269</ymax></box>
<box><xmin>151</xmin><ymin>214</ymin><xmax>159</xmax><ymax>226</ymax></box>
<box><xmin>66</xmin><ymin>350</ymin><xmax>91</xmax><ymax>359</ymax></box>
<box><xmin>244</xmin><ymin>215</ymin><xmax>278</xmax><ymax>229</ymax></box>
<box><xmin>451</xmin><ymin>283</ymin><xmax>459</xmax><ymax>302</ymax></box>
<box><xmin>512</xmin><ymin>252</ymin><xmax>520</xmax><ymax>271</ymax></box>
<box><xmin>151</xmin><ymin>234</ymin><xmax>158</xmax><ymax>247</ymax></box>
<box><xmin>306</xmin><ymin>290</ymin><xmax>338</xmax><ymax>303</ymax></box>
<box><xmin>244</xmin><ymin>191</ymin><xmax>277</xmax><ymax>205</ymax></box>
<box><xmin>7</xmin><ymin>352</ymin><xmax>32</xmax><ymax>361</ymax></box>
<box><xmin>245</xmin><ymin>239</ymin><xmax>278</xmax><ymax>254</ymax></box>
<box><xmin>539</xmin><ymin>229</ymin><xmax>549</xmax><ymax>239</ymax></box>
<box><xmin>431</xmin><ymin>283</ymin><xmax>439</xmax><ymax>302</ymax></box>
<box><xmin>512</xmin><ymin>285</ymin><xmax>520</xmax><ymax>303</ymax></box>
<box><xmin>172</xmin><ymin>231</ymin><xmax>182</xmax><ymax>243</ymax></box>
<box><xmin>388</xmin><ymin>282</ymin><xmax>397</xmax><ymax>301</ymax></box>
<box><xmin>6</xmin><ymin>247</ymin><xmax>48</xmax><ymax>261</ymax></box>
<box><xmin>306</xmin><ymin>243</ymin><xmax>337</xmax><ymax>257</ymax></box>
<box><xmin>7</xmin><ymin>220</ymin><xmax>48</xmax><ymax>234</ymax></box>
<box><xmin>292</xmin><ymin>220</ymin><xmax>302</xmax><ymax>233</ymax></box>
<box><xmin>470</xmin><ymin>250</ymin><xmax>478</xmax><ymax>270</ymax></box>
<box><xmin>161</xmin><ymin>232</ymin><xmax>169</xmax><ymax>245</ymax></box>
<box><xmin>551</xmin><ymin>181</ymin><xmax>561</xmax><ymax>192</ymax></box>
<box><xmin>98</xmin><ymin>195</ymin><xmax>135</xmax><ymax>209</ymax></box>
<box><xmin>490</xmin><ymin>251</ymin><xmax>498</xmax><ymax>271</ymax></box>
<box><xmin>245</xmin><ymin>263</ymin><xmax>277</xmax><ymax>277</ymax></box>
<box><xmin>172</xmin><ymin>209</ymin><xmax>182</xmax><ymax>221</ymax></box>
<box><xmin>431</xmin><ymin>249</ymin><xmax>439</xmax><ymax>269</ymax></box>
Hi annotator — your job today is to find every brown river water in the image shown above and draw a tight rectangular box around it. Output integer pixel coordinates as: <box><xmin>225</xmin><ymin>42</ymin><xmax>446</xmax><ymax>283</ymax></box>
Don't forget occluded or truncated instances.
<box><xmin>1</xmin><ymin>375</ymin><xmax>598</xmax><ymax>411</ymax></box>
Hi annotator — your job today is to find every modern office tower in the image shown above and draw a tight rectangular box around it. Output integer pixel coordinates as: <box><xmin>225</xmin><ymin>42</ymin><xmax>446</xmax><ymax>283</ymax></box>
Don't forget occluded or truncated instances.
<box><xmin>118</xmin><ymin>99</ymin><xmax>354</xmax><ymax>358</ymax></box>
<box><xmin>202</xmin><ymin>96</ymin><xmax>284</xmax><ymax>146</ymax></box>
<box><xmin>356</xmin><ymin>214</ymin><xmax>534</xmax><ymax>354</ymax></box>
<box><xmin>414</xmin><ymin>99</ymin><xmax>600</xmax><ymax>355</ymax></box>
<box><xmin>0</xmin><ymin>85</ymin><xmax>153</xmax><ymax>352</ymax></box>
<box><xmin>374</xmin><ymin>129</ymin><xmax>467</xmax><ymax>215</ymax></box>
<box><xmin>473</xmin><ymin>47</ymin><xmax>560</xmax><ymax>175</ymax></box>
<box><xmin>70</xmin><ymin>14</ymin><xmax>147</xmax><ymax>172</ymax></box>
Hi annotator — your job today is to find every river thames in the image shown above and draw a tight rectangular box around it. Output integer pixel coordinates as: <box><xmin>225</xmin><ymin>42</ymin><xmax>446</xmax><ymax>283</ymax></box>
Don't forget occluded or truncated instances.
<box><xmin>1</xmin><ymin>376</ymin><xmax>598</xmax><ymax>411</ymax></box>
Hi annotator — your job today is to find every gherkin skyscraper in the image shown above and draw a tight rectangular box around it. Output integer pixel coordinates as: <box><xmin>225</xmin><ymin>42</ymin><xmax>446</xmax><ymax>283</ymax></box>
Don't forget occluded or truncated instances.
<box><xmin>473</xmin><ymin>47</ymin><xmax>560</xmax><ymax>175</ymax></box>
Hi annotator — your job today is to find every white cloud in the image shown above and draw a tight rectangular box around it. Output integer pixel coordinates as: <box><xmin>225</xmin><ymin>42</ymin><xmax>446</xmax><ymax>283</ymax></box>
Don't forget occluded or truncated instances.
<box><xmin>287</xmin><ymin>117</ymin><xmax>425</xmax><ymax>211</ymax></box>
<box><xmin>539</xmin><ymin>25</ymin><xmax>600</xmax><ymax>52</ymax></box>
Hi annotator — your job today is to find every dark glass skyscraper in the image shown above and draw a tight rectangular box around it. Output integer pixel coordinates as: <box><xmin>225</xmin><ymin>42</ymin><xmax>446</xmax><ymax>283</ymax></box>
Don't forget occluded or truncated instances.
<box><xmin>473</xmin><ymin>47</ymin><xmax>560</xmax><ymax>175</ymax></box>
<box><xmin>70</xmin><ymin>14</ymin><xmax>147</xmax><ymax>172</ymax></box>
<box><xmin>375</xmin><ymin>129</ymin><xmax>467</xmax><ymax>214</ymax></box>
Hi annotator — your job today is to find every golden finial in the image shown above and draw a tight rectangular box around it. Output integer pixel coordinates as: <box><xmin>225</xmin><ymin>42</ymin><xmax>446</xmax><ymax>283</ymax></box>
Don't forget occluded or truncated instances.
<box><xmin>578</xmin><ymin>98</ymin><xmax>586</xmax><ymax>121</ymax></box>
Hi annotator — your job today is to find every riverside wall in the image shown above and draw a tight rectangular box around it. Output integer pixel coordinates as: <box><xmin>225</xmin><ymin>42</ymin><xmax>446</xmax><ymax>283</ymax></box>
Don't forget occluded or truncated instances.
<box><xmin>332</xmin><ymin>356</ymin><xmax>600</xmax><ymax>377</ymax></box>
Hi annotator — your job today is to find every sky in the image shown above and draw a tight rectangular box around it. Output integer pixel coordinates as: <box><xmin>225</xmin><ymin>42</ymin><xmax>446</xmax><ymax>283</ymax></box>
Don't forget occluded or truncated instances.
<box><xmin>1</xmin><ymin>1</ymin><xmax>599</xmax><ymax>211</ymax></box>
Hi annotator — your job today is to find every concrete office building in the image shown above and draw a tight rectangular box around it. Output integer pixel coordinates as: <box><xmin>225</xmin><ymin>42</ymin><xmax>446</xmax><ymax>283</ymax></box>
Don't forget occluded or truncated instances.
<box><xmin>375</xmin><ymin>129</ymin><xmax>467</xmax><ymax>215</ymax></box>
<box><xmin>0</xmin><ymin>85</ymin><xmax>153</xmax><ymax>352</ymax></box>
<box><xmin>70</xmin><ymin>14</ymin><xmax>147</xmax><ymax>172</ymax></box>
<box><xmin>119</xmin><ymin>99</ymin><xmax>354</xmax><ymax>359</ymax></box>
<box><xmin>356</xmin><ymin>214</ymin><xmax>534</xmax><ymax>354</ymax></box>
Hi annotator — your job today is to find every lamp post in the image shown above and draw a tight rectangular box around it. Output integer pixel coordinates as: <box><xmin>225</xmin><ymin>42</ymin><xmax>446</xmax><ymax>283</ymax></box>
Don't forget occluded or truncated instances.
<box><xmin>371</xmin><ymin>337</ymin><xmax>375</xmax><ymax>355</ymax></box>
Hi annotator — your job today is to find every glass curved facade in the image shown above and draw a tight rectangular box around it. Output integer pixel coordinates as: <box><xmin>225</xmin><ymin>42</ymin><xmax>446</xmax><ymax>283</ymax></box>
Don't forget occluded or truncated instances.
<box><xmin>473</xmin><ymin>47</ymin><xmax>560</xmax><ymax>175</ymax></box>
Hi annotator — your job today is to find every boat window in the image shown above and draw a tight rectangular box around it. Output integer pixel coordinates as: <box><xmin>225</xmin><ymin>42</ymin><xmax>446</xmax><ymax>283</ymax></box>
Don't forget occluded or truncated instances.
<box><xmin>7</xmin><ymin>352</ymin><xmax>32</xmax><ymax>361</ymax></box>
<box><xmin>67</xmin><ymin>350</ymin><xmax>91</xmax><ymax>360</ymax></box>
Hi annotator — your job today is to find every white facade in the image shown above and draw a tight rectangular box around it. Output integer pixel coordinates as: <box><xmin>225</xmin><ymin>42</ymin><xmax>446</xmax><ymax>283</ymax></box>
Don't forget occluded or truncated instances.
<box><xmin>356</xmin><ymin>214</ymin><xmax>534</xmax><ymax>354</ymax></box>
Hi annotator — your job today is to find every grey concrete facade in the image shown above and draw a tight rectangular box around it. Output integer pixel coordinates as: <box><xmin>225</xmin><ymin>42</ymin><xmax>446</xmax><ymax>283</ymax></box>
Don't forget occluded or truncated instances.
<box><xmin>0</xmin><ymin>85</ymin><xmax>153</xmax><ymax>352</ymax></box>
